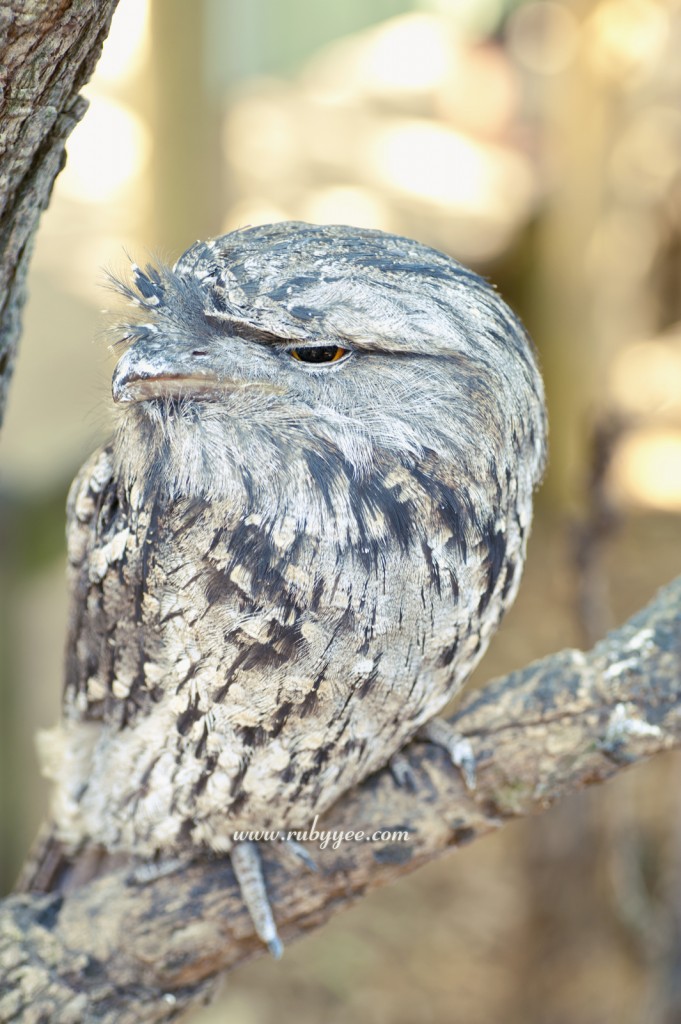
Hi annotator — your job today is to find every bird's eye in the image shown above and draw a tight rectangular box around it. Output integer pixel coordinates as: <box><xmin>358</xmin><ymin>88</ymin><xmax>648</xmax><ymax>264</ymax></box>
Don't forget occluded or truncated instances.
<box><xmin>289</xmin><ymin>345</ymin><xmax>350</xmax><ymax>365</ymax></box>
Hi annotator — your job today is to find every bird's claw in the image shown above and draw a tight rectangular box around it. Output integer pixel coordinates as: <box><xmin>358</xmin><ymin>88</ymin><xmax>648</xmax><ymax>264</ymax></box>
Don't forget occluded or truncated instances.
<box><xmin>281</xmin><ymin>837</ymin><xmax>318</xmax><ymax>873</ymax></box>
<box><xmin>128</xmin><ymin>855</ymin><xmax>185</xmax><ymax>885</ymax></box>
<box><xmin>418</xmin><ymin>717</ymin><xmax>477</xmax><ymax>789</ymax></box>
<box><xmin>390</xmin><ymin>751</ymin><xmax>419</xmax><ymax>790</ymax></box>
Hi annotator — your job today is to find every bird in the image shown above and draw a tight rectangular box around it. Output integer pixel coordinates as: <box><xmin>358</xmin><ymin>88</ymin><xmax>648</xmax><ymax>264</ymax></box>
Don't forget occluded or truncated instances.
<box><xmin>29</xmin><ymin>221</ymin><xmax>547</xmax><ymax>953</ymax></box>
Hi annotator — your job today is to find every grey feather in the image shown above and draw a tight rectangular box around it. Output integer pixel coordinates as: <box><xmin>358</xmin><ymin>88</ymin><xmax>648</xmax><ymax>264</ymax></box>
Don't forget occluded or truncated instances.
<box><xmin>40</xmin><ymin>221</ymin><xmax>547</xmax><ymax>857</ymax></box>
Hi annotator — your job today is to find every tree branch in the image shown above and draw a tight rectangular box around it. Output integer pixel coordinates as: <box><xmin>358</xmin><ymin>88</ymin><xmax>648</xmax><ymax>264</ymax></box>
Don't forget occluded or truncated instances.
<box><xmin>1</xmin><ymin>576</ymin><xmax>679</xmax><ymax>1023</ymax></box>
<box><xmin>0</xmin><ymin>0</ymin><xmax>120</xmax><ymax>425</ymax></box>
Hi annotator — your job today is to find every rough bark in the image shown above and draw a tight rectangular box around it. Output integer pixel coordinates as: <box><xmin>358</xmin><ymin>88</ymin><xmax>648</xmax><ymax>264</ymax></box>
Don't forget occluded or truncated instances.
<box><xmin>0</xmin><ymin>576</ymin><xmax>679</xmax><ymax>1023</ymax></box>
<box><xmin>0</xmin><ymin>0</ymin><xmax>120</xmax><ymax>426</ymax></box>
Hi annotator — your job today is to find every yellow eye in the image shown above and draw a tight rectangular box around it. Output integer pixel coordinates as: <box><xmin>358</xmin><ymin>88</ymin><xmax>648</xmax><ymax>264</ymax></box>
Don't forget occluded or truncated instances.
<box><xmin>289</xmin><ymin>345</ymin><xmax>350</xmax><ymax>365</ymax></box>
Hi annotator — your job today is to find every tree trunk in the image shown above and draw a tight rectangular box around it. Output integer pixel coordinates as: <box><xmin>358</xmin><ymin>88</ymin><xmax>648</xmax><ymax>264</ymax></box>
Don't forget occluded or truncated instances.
<box><xmin>0</xmin><ymin>0</ymin><xmax>120</xmax><ymax>426</ymax></box>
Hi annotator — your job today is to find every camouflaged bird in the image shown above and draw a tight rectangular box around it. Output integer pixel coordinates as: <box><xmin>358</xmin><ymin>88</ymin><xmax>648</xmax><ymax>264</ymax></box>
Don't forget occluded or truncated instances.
<box><xmin>36</xmin><ymin>221</ymin><xmax>546</xmax><ymax>951</ymax></box>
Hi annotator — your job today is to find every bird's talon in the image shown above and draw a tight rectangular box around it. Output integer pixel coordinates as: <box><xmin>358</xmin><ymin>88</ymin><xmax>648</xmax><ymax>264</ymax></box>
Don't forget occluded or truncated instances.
<box><xmin>128</xmin><ymin>855</ymin><xmax>184</xmax><ymax>885</ymax></box>
<box><xmin>418</xmin><ymin>718</ymin><xmax>477</xmax><ymax>790</ymax></box>
<box><xmin>282</xmin><ymin>838</ymin><xmax>318</xmax><ymax>873</ymax></box>
<box><xmin>452</xmin><ymin>739</ymin><xmax>477</xmax><ymax>790</ymax></box>
<box><xmin>390</xmin><ymin>752</ymin><xmax>418</xmax><ymax>790</ymax></box>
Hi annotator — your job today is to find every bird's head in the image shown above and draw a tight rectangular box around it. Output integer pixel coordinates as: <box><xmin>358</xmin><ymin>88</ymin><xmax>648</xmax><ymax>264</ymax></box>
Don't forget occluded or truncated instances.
<box><xmin>111</xmin><ymin>222</ymin><xmax>546</xmax><ymax>535</ymax></box>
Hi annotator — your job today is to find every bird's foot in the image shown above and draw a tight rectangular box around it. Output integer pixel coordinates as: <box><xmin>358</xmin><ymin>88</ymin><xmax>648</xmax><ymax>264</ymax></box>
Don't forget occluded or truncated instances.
<box><xmin>390</xmin><ymin>751</ymin><xmax>418</xmax><ymax>790</ymax></box>
<box><xmin>230</xmin><ymin>841</ymin><xmax>283</xmax><ymax>958</ymax></box>
<box><xmin>280</xmin><ymin>837</ymin><xmax>318</xmax><ymax>873</ymax></box>
<box><xmin>128</xmin><ymin>855</ymin><xmax>185</xmax><ymax>885</ymax></box>
<box><xmin>417</xmin><ymin>717</ymin><xmax>477</xmax><ymax>790</ymax></box>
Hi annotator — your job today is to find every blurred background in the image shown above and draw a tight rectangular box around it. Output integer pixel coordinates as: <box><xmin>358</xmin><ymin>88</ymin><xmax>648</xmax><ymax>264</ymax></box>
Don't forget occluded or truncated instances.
<box><xmin>2</xmin><ymin>0</ymin><xmax>681</xmax><ymax>1020</ymax></box>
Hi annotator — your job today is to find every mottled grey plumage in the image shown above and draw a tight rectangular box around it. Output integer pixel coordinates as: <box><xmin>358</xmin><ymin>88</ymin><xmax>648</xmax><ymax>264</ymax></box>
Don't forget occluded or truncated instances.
<box><xmin>40</xmin><ymin>222</ymin><xmax>546</xmax><ymax>895</ymax></box>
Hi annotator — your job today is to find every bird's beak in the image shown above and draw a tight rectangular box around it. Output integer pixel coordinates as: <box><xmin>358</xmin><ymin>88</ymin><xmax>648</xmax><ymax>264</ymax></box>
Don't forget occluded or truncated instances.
<box><xmin>112</xmin><ymin>341</ymin><xmax>284</xmax><ymax>404</ymax></box>
<box><xmin>111</xmin><ymin>335</ymin><xmax>231</xmax><ymax>403</ymax></box>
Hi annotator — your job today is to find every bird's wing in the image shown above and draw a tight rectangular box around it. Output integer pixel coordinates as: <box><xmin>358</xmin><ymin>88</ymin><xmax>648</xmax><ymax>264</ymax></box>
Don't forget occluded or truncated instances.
<box><xmin>62</xmin><ymin>444</ymin><xmax>155</xmax><ymax>723</ymax></box>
